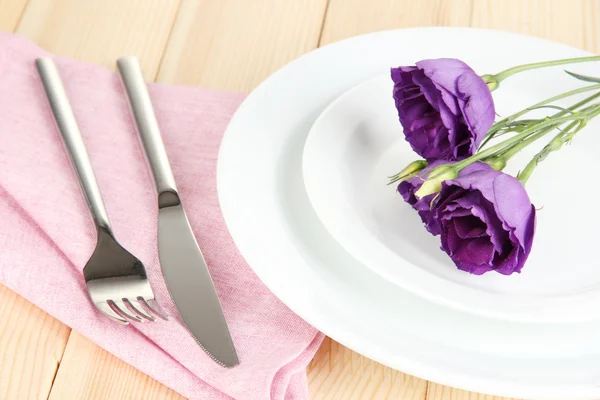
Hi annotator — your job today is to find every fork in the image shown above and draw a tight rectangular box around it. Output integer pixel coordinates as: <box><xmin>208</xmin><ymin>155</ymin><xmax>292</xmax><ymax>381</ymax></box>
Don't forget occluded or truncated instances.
<box><xmin>36</xmin><ymin>57</ymin><xmax>168</xmax><ymax>325</ymax></box>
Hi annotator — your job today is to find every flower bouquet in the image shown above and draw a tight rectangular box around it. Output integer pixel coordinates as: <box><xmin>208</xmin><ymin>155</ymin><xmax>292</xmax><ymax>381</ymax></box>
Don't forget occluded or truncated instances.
<box><xmin>389</xmin><ymin>56</ymin><xmax>600</xmax><ymax>275</ymax></box>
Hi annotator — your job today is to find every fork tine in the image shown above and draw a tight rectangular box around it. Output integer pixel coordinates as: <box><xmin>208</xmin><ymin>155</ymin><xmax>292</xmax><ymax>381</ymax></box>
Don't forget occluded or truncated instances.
<box><xmin>123</xmin><ymin>298</ymin><xmax>155</xmax><ymax>321</ymax></box>
<box><xmin>138</xmin><ymin>297</ymin><xmax>169</xmax><ymax>321</ymax></box>
<box><xmin>108</xmin><ymin>299</ymin><xmax>143</xmax><ymax>323</ymax></box>
<box><xmin>96</xmin><ymin>302</ymin><xmax>129</xmax><ymax>325</ymax></box>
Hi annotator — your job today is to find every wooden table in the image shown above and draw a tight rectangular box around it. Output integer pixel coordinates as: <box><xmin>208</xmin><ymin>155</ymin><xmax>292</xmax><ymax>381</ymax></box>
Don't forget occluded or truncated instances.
<box><xmin>0</xmin><ymin>1</ymin><xmax>597</xmax><ymax>399</ymax></box>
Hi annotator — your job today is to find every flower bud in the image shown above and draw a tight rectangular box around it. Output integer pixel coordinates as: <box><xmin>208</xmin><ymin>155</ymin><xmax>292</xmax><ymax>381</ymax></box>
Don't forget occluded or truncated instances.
<box><xmin>415</xmin><ymin>166</ymin><xmax>458</xmax><ymax>199</ymax></box>
<box><xmin>480</xmin><ymin>74</ymin><xmax>499</xmax><ymax>92</ymax></box>
<box><xmin>396</xmin><ymin>160</ymin><xmax>428</xmax><ymax>182</ymax></box>
<box><xmin>487</xmin><ymin>157</ymin><xmax>507</xmax><ymax>171</ymax></box>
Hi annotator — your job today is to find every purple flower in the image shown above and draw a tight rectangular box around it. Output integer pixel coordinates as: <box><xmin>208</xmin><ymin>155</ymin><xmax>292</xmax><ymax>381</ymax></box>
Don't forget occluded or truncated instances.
<box><xmin>433</xmin><ymin>162</ymin><xmax>536</xmax><ymax>275</ymax></box>
<box><xmin>392</xmin><ymin>58</ymin><xmax>495</xmax><ymax>162</ymax></box>
<box><xmin>398</xmin><ymin>161</ymin><xmax>444</xmax><ymax>236</ymax></box>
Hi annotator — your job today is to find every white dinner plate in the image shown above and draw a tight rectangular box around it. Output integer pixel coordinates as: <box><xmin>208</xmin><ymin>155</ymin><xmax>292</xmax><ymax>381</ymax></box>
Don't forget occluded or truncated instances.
<box><xmin>218</xmin><ymin>27</ymin><xmax>600</xmax><ymax>399</ymax></box>
<box><xmin>302</xmin><ymin>66</ymin><xmax>600</xmax><ymax>323</ymax></box>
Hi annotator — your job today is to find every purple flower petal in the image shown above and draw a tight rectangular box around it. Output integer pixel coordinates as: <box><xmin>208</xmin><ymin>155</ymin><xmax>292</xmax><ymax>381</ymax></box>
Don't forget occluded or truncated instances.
<box><xmin>457</xmin><ymin>72</ymin><xmax>496</xmax><ymax>147</ymax></box>
<box><xmin>412</xmin><ymin>70</ymin><xmax>442</xmax><ymax>113</ymax></box>
<box><xmin>453</xmin><ymin>215</ymin><xmax>487</xmax><ymax>239</ymax></box>
<box><xmin>492</xmin><ymin>174</ymin><xmax>535</xmax><ymax>247</ymax></box>
<box><xmin>392</xmin><ymin>58</ymin><xmax>495</xmax><ymax>161</ymax></box>
<box><xmin>397</xmin><ymin>161</ymin><xmax>446</xmax><ymax>235</ymax></box>
<box><xmin>432</xmin><ymin>162</ymin><xmax>536</xmax><ymax>275</ymax></box>
<box><xmin>454</xmin><ymin>237</ymin><xmax>495</xmax><ymax>268</ymax></box>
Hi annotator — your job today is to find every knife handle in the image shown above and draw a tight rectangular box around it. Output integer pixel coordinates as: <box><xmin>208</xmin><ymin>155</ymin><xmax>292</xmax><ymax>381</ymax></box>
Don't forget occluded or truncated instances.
<box><xmin>117</xmin><ymin>57</ymin><xmax>180</xmax><ymax>209</ymax></box>
<box><xmin>36</xmin><ymin>57</ymin><xmax>113</xmax><ymax>233</ymax></box>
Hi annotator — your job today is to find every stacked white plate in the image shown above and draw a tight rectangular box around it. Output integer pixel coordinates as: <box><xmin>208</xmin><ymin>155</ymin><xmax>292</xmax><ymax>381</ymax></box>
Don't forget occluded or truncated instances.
<box><xmin>217</xmin><ymin>27</ymin><xmax>600</xmax><ymax>400</ymax></box>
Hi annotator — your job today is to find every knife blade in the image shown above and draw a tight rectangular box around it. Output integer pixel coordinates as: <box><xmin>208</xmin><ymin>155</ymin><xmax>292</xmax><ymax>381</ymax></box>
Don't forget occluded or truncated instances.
<box><xmin>159</xmin><ymin>203</ymin><xmax>239</xmax><ymax>367</ymax></box>
<box><xmin>117</xmin><ymin>56</ymin><xmax>239</xmax><ymax>367</ymax></box>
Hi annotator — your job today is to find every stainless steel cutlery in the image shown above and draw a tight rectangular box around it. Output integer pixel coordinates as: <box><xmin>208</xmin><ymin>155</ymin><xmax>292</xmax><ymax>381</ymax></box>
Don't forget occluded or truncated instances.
<box><xmin>36</xmin><ymin>57</ymin><xmax>168</xmax><ymax>325</ymax></box>
<box><xmin>36</xmin><ymin>56</ymin><xmax>238</xmax><ymax>367</ymax></box>
<box><xmin>117</xmin><ymin>57</ymin><xmax>239</xmax><ymax>367</ymax></box>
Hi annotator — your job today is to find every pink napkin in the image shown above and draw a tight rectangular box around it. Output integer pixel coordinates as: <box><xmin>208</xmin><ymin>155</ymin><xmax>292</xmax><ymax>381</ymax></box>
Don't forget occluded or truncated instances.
<box><xmin>0</xmin><ymin>33</ymin><xmax>323</xmax><ymax>400</ymax></box>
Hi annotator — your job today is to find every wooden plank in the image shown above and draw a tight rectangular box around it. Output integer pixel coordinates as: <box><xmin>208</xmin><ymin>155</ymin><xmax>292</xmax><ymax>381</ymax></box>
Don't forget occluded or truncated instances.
<box><xmin>470</xmin><ymin>0</ymin><xmax>600</xmax><ymax>53</ymax></box>
<box><xmin>15</xmin><ymin>0</ymin><xmax>181</xmax><ymax>79</ymax></box>
<box><xmin>48</xmin><ymin>332</ymin><xmax>185</xmax><ymax>400</ymax></box>
<box><xmin>426</xmin><ymin>382</ymin><xmax>519</xmax><ymax>400</ymax></box>
<box><xmin>307</xmin><ymin>338</ymin><xmax>427</xmax><ymax>400</ymax></box>
<box><xmin>319</xmin><ymin>0</ymin><xmax>472</xmax><ymax>45</ymax></box>
<box><xmin>0</xmin><ymin>0</ymin><xmax>28</xmax><ymax>32</ymax></box>
<box><xmin>0</xmin><ymin>285</ymin><xmax>71</xmax><ymax>400</ymax></box>
<box><xmin>157</xmin><ymin>0</ymin><xmax>329</xmax><ymax>90</ymax></box>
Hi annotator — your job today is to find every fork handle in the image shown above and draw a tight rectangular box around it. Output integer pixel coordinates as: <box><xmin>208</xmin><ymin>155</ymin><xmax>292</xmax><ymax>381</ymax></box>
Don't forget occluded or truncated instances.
<box><xmin>117</xmin><ymin>57</ymin><xmax>180</xmax><ymax>209</ymax></box>
<box><xmin>36</xmin><ymin>58</ymin><xmax>113</xmax><ymax>233</ymax></box>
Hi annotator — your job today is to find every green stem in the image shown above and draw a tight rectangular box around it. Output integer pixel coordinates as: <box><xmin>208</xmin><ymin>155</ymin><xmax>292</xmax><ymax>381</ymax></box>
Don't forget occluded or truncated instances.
<box><xmin>488</xmin><ymin>55</ymin><xmax>600</xmax><ymax>87</ymax></box>
<box><xmin>518</xmin><ymin>108</ymin><xmax>600</xmax><ymax>184</ymax></box>
<box><xmin>494</xmin><ymin>92</ymin><xmax>600</xmax><ymax>160</ymax></box>
<box><xmin>479</xmin><ymin>83</ymin><xmax>600</xmax><ymax>149</ymax></box>
<box><xmin>453</xmin><ymin>114</ymin><xmax>591</xmax><ymax>172</ymax></box>
<box><xmin>496</xmin><ymin>125</ymin><xmax>557</xmax><ymax>160</ymax></box>
<box><xmin>516</xmin><ymin>121</ymin><xmax>580</xmax><ymax>184</ymax></box>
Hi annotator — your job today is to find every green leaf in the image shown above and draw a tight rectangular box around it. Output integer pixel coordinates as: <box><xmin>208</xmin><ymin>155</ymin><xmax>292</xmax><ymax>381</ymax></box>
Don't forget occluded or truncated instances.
<box><xmin>565</xmin><ymin>70</ymin><xmax>600</xmax><ymax>83</ymax></box>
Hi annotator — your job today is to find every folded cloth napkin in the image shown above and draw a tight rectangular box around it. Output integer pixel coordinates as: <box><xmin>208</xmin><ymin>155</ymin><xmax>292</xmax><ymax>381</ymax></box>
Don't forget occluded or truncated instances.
<box><xmin>0</xmin><ymin>33</ymin><xmax>323</xmax><ymax>400</ymax></box>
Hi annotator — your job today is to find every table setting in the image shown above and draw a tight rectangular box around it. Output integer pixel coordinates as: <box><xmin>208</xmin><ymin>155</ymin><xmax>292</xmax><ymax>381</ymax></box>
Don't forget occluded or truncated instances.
<box><xmin>2</xmin><ymin>7</ymin><xmax>600</xmax><ymax>400</ymax></box>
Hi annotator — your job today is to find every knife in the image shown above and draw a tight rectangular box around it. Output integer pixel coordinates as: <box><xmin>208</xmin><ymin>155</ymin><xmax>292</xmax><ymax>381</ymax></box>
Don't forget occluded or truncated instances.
<box><xmin>117</xmin><ymin>57</ymin><xmax>239</xmax><ymax>368</ymax></box>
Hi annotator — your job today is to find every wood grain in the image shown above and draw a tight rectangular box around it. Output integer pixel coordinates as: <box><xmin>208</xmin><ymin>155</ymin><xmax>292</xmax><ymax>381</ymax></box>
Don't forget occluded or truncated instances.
<box><xmin>0</xmin><ymin>0</ymin><xmax>27</xmax><ymax>32</ymax></box>
<box><xmin>0</xmin><ymin>285</ymin><xmax>71</xmax><ymax>400</ymax></box>
<box><xmin>470</xmin><ymin>0</ymin><xmax>600</xmax><ymax>52</ymax></box>
<box><xmin>48</xmin><ymin>332</ymin><xmax>185</xmax><ymax>400</ymax></box>
<box><xmin>157</xmin><ymin>0</ymin><xmax>328</xmax><ymax>90</ymax></box>
<box><xmin>307</xmin><ymin>338</ymin><xmax>427</xmax><ymax>400</ymax></box>
<box><xmin>15</xmin><ymin>0</ymin><xmax>181</xmax><ymax>79</ymax></box>
<box><xmin>319</xmin><ymin>0</ymin><xmax>472</xmax><ymax>45</ymax></box>
<box><xmin>1</xmin><ymin>0</ymin><xmax>597</xmax><ymax>399</ymax></box>
<box><xmin>426</xmin><ymin>382</ymin><xmax>520</xmax><ymax>400</ymax></box>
